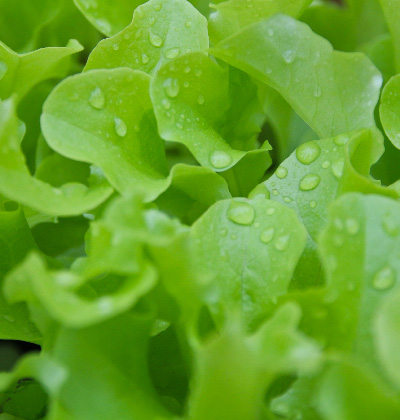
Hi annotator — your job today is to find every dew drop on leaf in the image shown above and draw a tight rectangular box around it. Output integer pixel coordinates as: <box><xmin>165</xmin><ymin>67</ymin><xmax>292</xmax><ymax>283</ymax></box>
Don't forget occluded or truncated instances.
<box><xmin>162</xmin><ymin>98</ymin><xmax>171</xmax><ymax>110</ymax></box>
<box><xmin>163</xmin><ymin>78</ymin><xmax>180</xmax><ymax>98</ymax></box>
<box><xmin>372</xmin><ymin>266</ymin><xmax>395</xmax><ymax>291</ymax></box>
<box><xmin>165</xmin><ymin>48</ymin><xmax>180</xmax><ymax>59</ymax></box>
<box><xmin>0</xmin><ymin>61</ymin><xmax>8</xmax><ymax>80</ymax></box>
<box><xmin>260</xmin><ymin>227</ymin><xmax>275</xmax><ymax>244</ymax></box>
<box><xmin>185</xmin><ymin>20</ymin><xmax>192</xmax><ymax>28</ymax></box>
<box><xmin>299</xmin><ymin>173</ymin><xmax>321</xmax><ymax>191</ymax></box>
<box><xmin>227</xmin><ymin>201</ymin><xmax>255</xmax><ymax>226</ymax></box>
<box><xmin>331</xmin><ymin>159</ymin><xmax>344</xmax><ymax>179</ymax></box>
<box><xmin>154</xmin><ymin>3</ymin><xmax>162</xmax><ymax>11</ymax></box>
<box><xmin>149</xmin><ymin>32</ymin><xmax>163</xmax><ymax>47</ymax></box>
<box><xmin>334</xmin><ymin>134</ymin><xmax>349</xmax><ymax>146</ymax></box>
<box><xmin>141</xmin><ymin>53</ymin><xmax>149</xmax><ymax>64</ymax></box>
<box><xmin>321</xmin><ymin>160</ymin><xmax>331</xmax><ymax>169</ymax></box>
<box><xmin>275</xmin><ymin>235</ymin><xmax>290</xmax><ymax>251</ymax></box>
<box><xmin>296</xmin><ymin>141</ymin><xmax>321</xmax><ymax>165</ymax></box>
<box><xmin>345</xmin><ymin>218</ymin><xmax>359</xmax><ymax>235</ymax></box>
<box><xmin>276</xmin><ymin>166</ymin><xmax>288</xmax><ymax>179</ymax></box>
<box><xmin>209</xmin><ymin>150</ymin><xmax>232</xmax><ymax>169</ymax></box>
<box><xmin>197</xmin><ymin>94</ymin><xmax>205</xmax><ymax>105</ymax></box>
<box><xmin>310</xmin><ymin>200</ymin><xmax>317</xmax><ymax>208</ymax></box>
<box><xmin>220</xmin><ymin>227</ymin><xmax>228</xmax><ymax>237</ymax></box>
<box><xmin>382</xmin><ymin>216</ymin><xmax>400</xmax><ymax>237</ymax></box>
<box><xmin>89</xmin><ymin>87</ymin><xmax>105</xmax><ymax>110</ymax></box>
<box><xmin>248</xmin><ymin>183</ymin><xmax>270</xmax><ymax>199</ymax></box>
<box><xmin>282</xmin><ymin>49</ymin><xmax>295</xmax><ymax>63</ymax></box>
<box><xmin>267</xmin><ymin>207</ymin><xmax>276</xmax><ymax>215</ymax></box>
<box><xmin>114</xmin><ymin>117</ymin><xmax>127</xmax><ymax>137</ymax></box>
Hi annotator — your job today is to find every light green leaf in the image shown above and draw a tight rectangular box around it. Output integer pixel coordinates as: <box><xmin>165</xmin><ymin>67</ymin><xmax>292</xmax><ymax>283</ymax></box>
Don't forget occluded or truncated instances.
<box><xmin>251</xmin><ymin>129</ymin><xmax>395</xmax><ymax>287</ymax></box>
<box><xmin>0</xmin><ymin>98</ymin><xmax>112</xmax><ymax>216</ymax></box>
<box><xmin>0</xmin><ymin>207</ymin><xmax>40</xmax><ymax>342</ymax></box>
<box><xmin>188</xmin><ymin>303</ymin><xmax>321</xmax><ymax>420</ymax></box>
<box><xmin>380</xmin><ymin>74</ymin><xmax>400</xmax><ymax>150</ymax></box>
<box><xmin>208</xmin><ymin>0</ymin><xmax>312</xmax><ymax>43</ymax></box>
<box><xmin>374</xmin><ymin>289</ymin><xmax>400</xmax><ymax>389</ymax></box>
<box><xmin>378</xmin><ymin>0</ymin><xmax>400</xmax><ymax>71</ymax></box>
<box><xmin>212</xmin><ymin>14</ymin><xmax>382</xmax><ymax>138</ymax></box>
<box><xmin>191</xmin><ymin>196</ymin><xmax>307</xmax><ymax>326</ymax></box>
<box><xmin>0</xmin><ymin>39</ymin><xmax>83</xmax><ymax>102</ymax></box>
<box><xmin>85</xmin><ymin>0</ymin><xmax>208</xmax><ymax>75</ymax></box>
<box><xmin>150</xmin><ymin>52</ymin><xmax>271</xmax><ymax>191</ymax></box>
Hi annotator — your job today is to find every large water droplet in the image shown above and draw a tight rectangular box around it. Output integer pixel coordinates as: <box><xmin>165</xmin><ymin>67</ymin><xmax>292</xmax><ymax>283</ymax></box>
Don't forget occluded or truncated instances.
<box><xmin>331</xmin><ymin>159</ymin><xmax>344</xmax><ymax>179</ymax></box>
<box><xmin>275</xmin><ymin>235</ymin><xmax>290</xmax><ymax>251</ymax></box>
<box><xmin>114</xmin><ymin>117</ymin><xmax>127</xmax><ymax>137</ymax></box>
<box><xmin>299</xmin><ymin>173</ymin><xmax>321</xmax><ymax>191</ymax></box>
<box><xmin>227</xmin><ymin>201</ymin><xmax>255</xmax><ymax>226</ymax></box>
<box><xmin>209</xmin><ymin>150</ymin><xmax>232</xmax><ymax>169</ymax></box>
<box><xmin>165</xmin><ymin>47</ymin><xmax>180</xmax><ymax>59</ymax></box>
<box><xmin>260</xmin><ymin>227</ymin><xmax>275</xmax><ymax>244</ymax></box>
<box><xmin>163</xmin><ymin>78</ymin><xmax>180</xmax><ymax>98</ymax></box>
<box><xmin>149</xmin><ymin>32</ymin><xmax>163</xmax><ymax>47</ymax></box>
<box><xmin>276</xmin><ymin>166</ymin><xmax>288</xmax><ymax>179</ymax></box>
<box><xmin>296</xmin><ymin>141</ymin><xmax>321</xmax><ymax>165</ymax></box>
<box><xmin>372</xmin><ymin>266</ymin><xmax>395</xmax><ymax>291</ymax></box>
<box><xmin>89</xmin><ymin>87</ymin><xmax>105</xmax><ymax>109</ymax></box>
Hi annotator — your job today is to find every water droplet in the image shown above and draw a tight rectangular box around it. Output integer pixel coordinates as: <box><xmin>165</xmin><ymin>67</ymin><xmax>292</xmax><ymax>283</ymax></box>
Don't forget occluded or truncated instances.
<box><xmin>310</xmin><ymin>200</ymin><xmax>317</xmax><ymax>208</ymax></box>
<box><xmin>141</xmin><ymin>53</ymin><xmax>149</xmax><ymax>64</ymax></box>
<box><xmin>372</xmin><ymin>74</ymin><xmax>383</xmax><ymax>89</ymax></box>
<box><xmin>260</xmin><ymin>227</ymin><xmax>275</xmax><ymax>244</ymax></box>
<box><xmin>282</xmin><ymin>49</ymin><xmax>295</xmax><ymax>63</ymax></box>
<box><xmin>195</xmin><ymin>69</ymin><xmax>203</xmax><ymax>77</ymax></box>
<box><xmin>163</xmin><ymin>77</ymin><xmax>180</xmax><ymax>98</ymax></box>
<box><xmin>299</xmin><ymin>173</ymin><xmax>321</xmax><ymax>191</ymax></box>
<box><xmin>149</xmin><ymin>32</ymin><xmax>163</xmax><ymax>47</ymax></box>
<box><xmin>154</xmin><ymin>3</ymin><xmax>162</xmax><ymax>11</ymax></box>
<box><xmin>209</xmin><ymin>150</ymin><xmax>232</xmax><ymax>169</ymax></box>
<box><xmin>162</xmin><ymin>98</ymin><xmax>171</xmax><ymax>109</ymax></box>
<box><xmin>272</xmin><ymin>189</ymin><xmax>279</xmax><ymax>196</ymax></box>
<box><xmin>112</xmin><ymin>43</ymin><xmax>120</xmax><ymax>51</ymax></box>
<box><xmin>0</xmin><ymin>61</ymin><xmax>8</xmax><ymax>80</ymax></box>
<box><xmin>382</xmin><ymin>216</ymin><xmax>399</xmax><ymax>237</ymax></box>
<box><xmin>114</xmin><ymin>117</ymin><xmax>127</xmax><ymax>137</ymax></box>
<box><xmin>322</xmin><ymin>160</ymin><xmax>331</xmax><ymax>169</ymax></box>
<box><xmin>276</xmin><ymin>166</ymin><xmax>288</xmax><ymax>179</ymax></box>
<box><xmin>165</xmin><ymin>47</ymin><xmax>180</xmax><ymax>59</ymax></box>
<box><xmin>231</xmin><ymin>234</ymin><xmax>237</xmax><ymax>240</ymax></box>
<box><xmin>149</xmin><ymin>17</ymin><xmax>156</xmax><ymax>26</ymax></box>
<box><xmin>123</xmin><ymin>32</ymin><xmax>131</xmax><ymax>40</ymax></box>
<box><xmin>267</xmin><ymin>28</ymin><xmax>274</xmax><ymax>36</ymax></box>
<box><xmin>283</xmin><ymin>196</ymin><xmax>292</xmax><ymax>203</ymax></box>
<box><xmin>89</xmin><ymin>87</ymin><xmax>105</xmax><ymax>110</ymax></box>
<box><xmin>197</xmin><ymin>94</ymin><xmax>205</xmax><ymax>105</ymax></box>
<box><xmin>184</xmin><ymin>66</ymin><xmax>191</xmax><ymax>73</ymax></box>
<box><xmin>345</xmin><ymin>218</ymin><xmax>359</xmax><ymax>235</ymax></box>
<box><xmin>227</xmin><ymin>201</ymin><xmax>255</xmax><ymax>226</ymax></box>
<box><xmin>185</xmin><ymin>20</ymin><xmax>192</xmax><ymax>28</ymax></box>
<box><xmin>331</xmin><ymin>159</ymin><xmax>344</xmax><ymax>179</ymax></box>
<box><xmin>372</xmin><ymin>266</ymin><xmax>395</xmax><ymax>291</ymax></box>
<box><xmin>334</xmin><ymin>134</ymin><xmax>349</xmax><ymax>146</ymax></box>
<box><xmin>249</xmin><ymin>183</ymin><xmax>270</xmax><ymax>199</ymax></box>
<box><xmin>267</xmin><ymin>207</ymin><xmax>276</xmax><ymax>215</ymax></box>
<box><xmin>275</xmin><ymin>235</ymin><xmax>290</xmax><ymax>251</ymax></box>
<box><xmin>296</xmin><ymin>141</ymin><xmax>321</xmax><ymax>165</ymax></box>
<box><xmin>220</xmin><ymin>227</ymin><xmax>228</xmax><ymax>237</ymax></box>
<box><xmin>314</xmin><ymin>86</ymin><xmax>322</xmax><ymax>97</ymax></box>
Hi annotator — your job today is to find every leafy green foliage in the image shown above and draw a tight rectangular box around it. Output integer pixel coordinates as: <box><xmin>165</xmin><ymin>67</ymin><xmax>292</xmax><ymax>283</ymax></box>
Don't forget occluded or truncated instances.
<box><xmin>1</xmin><ymin>0</ymin><xmax>400</xmax><ymax>419</ymax></box>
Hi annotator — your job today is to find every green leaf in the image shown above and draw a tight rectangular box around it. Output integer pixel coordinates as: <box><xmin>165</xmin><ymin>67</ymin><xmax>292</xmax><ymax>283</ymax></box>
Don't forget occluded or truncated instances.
<box><xmin>188</xmin><ymin>303</ymin><xmax>321</xmax><ymax>420</ymax></box>
<box><xmin>212</xmin><ymin>14</ymin><xmax>382</xmax><ymax>138</ymax></box>
<box><xmin>0</xmin><ymin>98</ymin><xmax>112</xmax><ymax>216</ymax></box>
<box><xmin>208</xmin><ymin>0</ymin><xmax>312</xmax><ymax>43</ymax></box>
<box><xmin>0</xmin><ymin>207</ymin><xmax>40</xmax><ymax>342</ymax></box>
<box><xmin>380</xmin><ymin>74</ymin><xmax>400</xmax><ymax>150</ymax></box>
<box><xmin>251</xmin><ymin>129</ymin><xmax>395</xmax><ymax>287</ymax></box>
<box><xmin>85</xmin><ymin>0</ymin><xmax>208</xmax><ymax>75</ymax></box>
<box><xmin>378</xmin><ymin>0</ymin><xmax>400</xmax><ymax>71</ymax></box>
<box><xmin>191</xmin><ymin>196</ymin><xmax>307</xmax><ymax>326</ymax></box>
<box><xmin>0</xmin><ymin>39</ymin><xmax>83</xmax><ymax>102</ymax></box>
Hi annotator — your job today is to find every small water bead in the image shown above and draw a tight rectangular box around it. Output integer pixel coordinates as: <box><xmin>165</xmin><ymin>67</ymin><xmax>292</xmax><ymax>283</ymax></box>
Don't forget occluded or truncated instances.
<box><xmin>382</xmin><ymin>216</ymin><xmax>400</xmax><ymax>237</ymax></box>
<box><xmin>299</xmin><ymin>173</ymin><xmax>321</xmax><ymax>191</ymax></box>
<box><xmin>275</xmin><ymin>235</ymin><xmax>290</xmax><ymax>251</ymax></box>
<box><xmin>314</xmin><ymin>86</ymin><xmax>322</xmax><ymax>98</ymax></box>
<box><xmin>345</xmin><ymin>218</ymin><xmax>359</xmax><ymax>235</ymax></box>
<box><xmin>209</xmin><ymin>150</ymin><xmax>232</xmax><ymax>169</ymax></box>
<box><xmin>322</xmin><ymin>160</ymin><xmax>331</xmax><ymax>169</ymax></box>
<box><xmin>283</xmin><ymin>196</ymin><xmax>292</xmax><ymax>203</ymax></box>
<box><xmin>276</xmin><ymin>166</ymin><xmax>288</xmax><ymax>179</ymax></box>
<box><xmin>282</xmin><ymin>49</ymin><xmax>295</xmax><ymax>63</ymax></box>
<box><xmin>248</xmin><ymin>183</ymin><xmax>270</xmax><ymax>199</ymax></box>
<box><xmin>331</xmin><ymin>159</ymin><xmax>344</xmax><ymax>179</ymax></box>
<box><xmin>134</xmin><ymin>124</ymin><xmax>141</xmax><ymax>133</ymax></box>
<box><xmin>162</xmin><ymin>98</ymin><xmax>171</xmax><ymax>109</ymax></box>
<box><xmin>176</xmin><ymin>122</ymin><xmax>183</xmax><ymax>129</ymax></box>
<box><xmin>163</xmin><ymin>77</ymin><xmax>180</xmax><ymax>98</ymax></box>
<box><xmin>260</xmin><ymin>227</ymin><xmax>275</xmax><ymax>244</ymax></box>
<box><xmin>149</xmin><ymin>32</ymin><xmax>163</xmax><ymax>47</ymax></box>
<box><xmin>185</xmin><ymin>20</ymin><xmax>192</xmax><ymax>28</ymax></box>
<box><xmin>141</xmin><ymin>53</ymin><xmax>149</xmax><ymax>64</ymax></box>
<box><xmin>184</xmin><ymin>66</ymin><xmax>191</xmax><ymax>73</ymax></box>
<box><xmin>310</xmin><ymin>200</ymin><xmax>317</xmax><ymax>208</ymax></box>
<box><xmin>183</xmin><ymin>81</ymin><xmax>190</xmax><ymax>88</ymax></box>
<box><xmin>267</xmin><ymin>207</ymin><xmax>276</xmax><ymax>215</ymax></box>
<box><xmin>149</xmin><ymin>17</ymin><xmax>156</xmax><ymax>26</ymax></box>
<box><xmin>372</xmin><ymin>266</ymin><xmax>395</xmax><ymax>291</ymax></box>
<box><xmin>154</xmin><ymin>3</ymin><xmax>162</xmax><ymax>11</ymax></box>
<box><xmin>220</xmin><ymin>227</ymin><xmax>228</xmax><ymax>237</ymax></box>
<box><xmin>334</xmin><ymin>134</ymin><xmax>349</xmax><ymax>146</ymax></box>
<box><xmin>165</xmin><ymin>48</ymin><xmax>180</xmax><ymax>59</ymax></box>
<box><xmin>296</xmin><ymin>141</ymin><xmax>321</xmax><ymax>165</ymax></box>
<box><xmin>227</xmin><ymin>201</ymin><xmax>255</xmax><ymax>226</ymax></box>
<box><xmin>195</xmin><ymin>69</ymin><xmax>203</xmax><ymax>77</ymax></box>
<box><xmin>112</xmin><ymin>43</ymin><xmax>120</xmax><ymax>51</ymax></box>
<box><xmin>197</xmin><ymin>94</ymin><xmax>205</xmax><ymax>105</ymax></box>
<box><xmin>89</xmin><ymin>87</ymin><xmax>105</xmax><ymax>109</ymax></box>
<box><xmin>272</xmin><ymin>189</ymin><xmax>279</xmax><ymax>196</ymax></box>
<box><xmin>114</xmin><ymin>117</ymin><xmax>127</xmax><ymax>137</ymax></box>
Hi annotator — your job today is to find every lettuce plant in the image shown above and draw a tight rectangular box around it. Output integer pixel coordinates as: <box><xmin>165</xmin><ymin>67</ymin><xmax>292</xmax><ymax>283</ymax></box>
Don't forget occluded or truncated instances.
<box><xmin>1</xmin><ymin>0</ymin><xmax>400</xmax><ymax>419</ymax></box>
